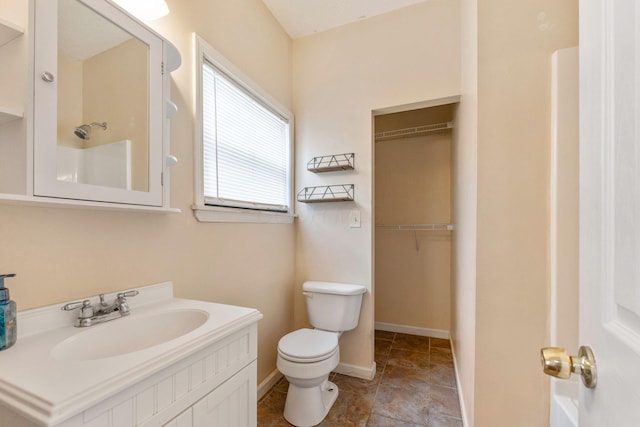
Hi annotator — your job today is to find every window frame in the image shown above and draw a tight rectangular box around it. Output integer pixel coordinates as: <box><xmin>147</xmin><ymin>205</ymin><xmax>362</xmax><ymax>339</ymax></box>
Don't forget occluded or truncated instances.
<box><xmin>193</xmin><ymin>34</ymin><xmax>294</xmax><ymax>224</ymax></box>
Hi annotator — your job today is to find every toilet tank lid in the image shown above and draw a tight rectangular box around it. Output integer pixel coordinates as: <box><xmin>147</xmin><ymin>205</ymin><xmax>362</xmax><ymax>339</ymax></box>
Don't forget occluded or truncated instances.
<box><xmin>303</xmin><ymin>281</ymin><xmax>367</xmax><ymax>295</ymax></box>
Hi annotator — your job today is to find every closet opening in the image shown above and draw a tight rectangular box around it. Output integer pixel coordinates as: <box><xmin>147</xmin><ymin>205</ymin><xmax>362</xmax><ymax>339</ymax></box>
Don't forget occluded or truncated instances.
<box><xmin>372</xmin><ymin>99</ymin><xmax>457</xmax><ymax>339</ymax></box>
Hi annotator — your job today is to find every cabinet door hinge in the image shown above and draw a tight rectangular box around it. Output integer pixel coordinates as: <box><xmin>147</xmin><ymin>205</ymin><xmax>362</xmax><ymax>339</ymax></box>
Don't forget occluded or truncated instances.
<box><xmin>161</xmin><ymin>172</ymin><xmax>164</xmax><ymax>186</ymax></box>
<box><xmin>161</xmin><ymin>61</ymin><xmax>165</xmax><ymax>75</ymax></box>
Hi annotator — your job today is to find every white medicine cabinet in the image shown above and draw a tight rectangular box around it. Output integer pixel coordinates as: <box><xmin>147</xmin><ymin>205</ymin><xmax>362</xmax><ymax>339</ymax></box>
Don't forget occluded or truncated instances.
<box><xmin>0</xmin><ymin>0</ymin><xmax>181</xmax><ymax>211</ymax></box>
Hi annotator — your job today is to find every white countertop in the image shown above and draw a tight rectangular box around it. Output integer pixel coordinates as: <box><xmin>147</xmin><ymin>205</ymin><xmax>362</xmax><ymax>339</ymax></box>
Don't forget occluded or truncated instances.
<box><xmin>0</xmin><ymin>282</ymin><xmax>262</xmax><ymax>426</ymax></box>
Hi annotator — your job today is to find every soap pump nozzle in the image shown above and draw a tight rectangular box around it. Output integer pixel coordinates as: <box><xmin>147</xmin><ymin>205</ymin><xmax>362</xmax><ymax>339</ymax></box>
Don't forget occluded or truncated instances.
<box><xmin>0</xmin><ymin>274</ymin><xmax>15</xmax><ymax>303</ymax></box>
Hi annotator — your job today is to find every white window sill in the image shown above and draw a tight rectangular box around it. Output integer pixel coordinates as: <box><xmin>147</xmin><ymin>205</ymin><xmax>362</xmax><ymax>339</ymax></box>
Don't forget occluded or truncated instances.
<box><xmin>192</xmin><ymin>204</ymin><xmax>294</xmax><ymax>224</ymax></box>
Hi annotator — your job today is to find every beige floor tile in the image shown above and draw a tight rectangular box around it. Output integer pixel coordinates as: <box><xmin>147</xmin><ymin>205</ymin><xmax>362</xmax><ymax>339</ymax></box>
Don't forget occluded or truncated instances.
<box><xmin>426</xmin><ymin>415</ymin><xmax>463</xmax><ymax>427</ymax></box>
<box><xmin>372</xmin><ymin>384</ymin><xmax>430</xmax><ymax>425</ymax></box>
<box><xmin>428</xmin><ymin>364</ymin><xmax>456</xmax><ymax>388</ymax></box>
<box><xmin>367</xmin><ymin>414</ymin><xmax>425</xmax><ymax>426</ymax></box>
<box><xmin>387</xmin><ymin>348</ymin><xmax>430</xmax><ymax>370</ymax></box>
<box><xmin>430</xmin><ymin>348</ymin><xmax>454</xmax><ymax>368</ymax></box>
<box><xmin>376</xmin><ymin>351</ymin><xmax>390</xmax><ymax>368</ymax></box>
<box><xmin>392</xmin><ymin>334</ymin><xmax>430</xmax><ymax>353</ymax></box>
<box><xmin>426</xmin><ymin>384</ymin><xmax>461</xmax><ymax>419</ymax></box>
<box><xmin>375</xmin><ymin>330</ymin><xmax>396</xmax><ymax>341</ymax></box>
<box><xmin>258</xmin><ymin>332</ymin><xmax>462</xmax><ymax>427</ymax></box>
<box><xmin>379</xmin><ymin>364</ymin><xmax>430</xmax><ymax>393</ymax></box>
<box><xmin>376</xmin><ymin>338</ymin><xmax>393</xmax><ymax>356</ymax></box>
<box><xmin>332</xmin><ymin>372</ymin><xmax>381</xmax><ymax>397</ymax></box>
<box><xmin>320</xmin><ymin>390</ymin><xmax>374</xmax><ymax>427</ymax></box>
<box><xmin>430</xmin><ymin>338</ymin><xmax>452</xmax><ymax>350</ymax></box>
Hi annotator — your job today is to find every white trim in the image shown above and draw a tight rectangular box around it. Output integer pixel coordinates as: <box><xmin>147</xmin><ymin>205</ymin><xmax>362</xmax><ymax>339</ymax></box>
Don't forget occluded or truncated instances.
<box><xmin>0</xmin><ymin>192</ymin><xmax>180</xmax><ymax>213</ymax></box>
<box><xmin>334</xmin><ymin>361</ymin><xmax>376</xmax><ymax>381</ymax></box>
<box><xmin>451</xmin><ymin>340</ymin><xmax>469</xmax><ymax>427</ymax></box>
<box><xmin>257</xmin><ymin>369</ymin><xmax>283</xmax><ymax>400</ymax></box>
<box><xmin>192</xmin><ymin>204</ymin><xmax>294</xmax><ymax>224</ymax></box>
<box><xmin>372</xmin><ymin>95</ymin><xmax>461</xmax><ymax>116</ymax></box>
<box><xmin>192</xmin><ymin>33</ymin><xmax>295</xmax><ymax>222</ymax></box>
<box><xmin>374</xmin><ymin>322</ymin><xmax>450</xmax><ymax>340</ymax></box>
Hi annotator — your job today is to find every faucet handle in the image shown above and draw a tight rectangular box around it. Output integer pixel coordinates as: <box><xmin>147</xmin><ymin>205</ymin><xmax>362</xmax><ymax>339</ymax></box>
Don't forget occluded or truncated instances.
<box><xmin>117</xmin><ymin>290</ymin><xmax>139</xmax><ymax>299</ymax></box>
<box><xmin>61</xmin><ymin>300</ymin><xmax>94</xmax><ymax>319</ymax></box>
<box><xmin>61</xmin><ymin>299</ymin><xmax>89</xmax><ymax>311</ymax></box>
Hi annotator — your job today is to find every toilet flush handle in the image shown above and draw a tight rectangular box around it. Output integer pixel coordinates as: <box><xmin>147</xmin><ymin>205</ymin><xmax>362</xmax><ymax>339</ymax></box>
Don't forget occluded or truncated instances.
<box><xmin>302</xmin><ymin>291</ymin><xmax>314</xmax><ymax>298</ymax></box>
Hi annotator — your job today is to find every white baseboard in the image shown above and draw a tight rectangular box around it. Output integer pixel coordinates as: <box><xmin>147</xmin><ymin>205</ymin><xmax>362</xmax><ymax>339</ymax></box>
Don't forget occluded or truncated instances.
<box><xmin>334</xmin><ymin>361</ymin><xmax>377</xmax><ymax>381</ymax></box>
<box><xmin>374</xmin><ymin>322</ymin><xmax>450</xmax><ymax>339</ymax></box>
<box><xmin>451</xmin><ymin>340</ymin><xmax>469</xmax><ymax>427</ymax></box>
<box><xmin>257</xmin><ymin>368</ymin><xmax>283</xmax><ymax>400</ymax></box>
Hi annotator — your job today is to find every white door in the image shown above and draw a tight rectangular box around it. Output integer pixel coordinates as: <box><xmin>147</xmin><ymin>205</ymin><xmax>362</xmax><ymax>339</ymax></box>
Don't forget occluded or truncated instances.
<box><xmin>579</xmin><ymin>0</ymin><xmax>640</xmax><ymax>424</ymax></box>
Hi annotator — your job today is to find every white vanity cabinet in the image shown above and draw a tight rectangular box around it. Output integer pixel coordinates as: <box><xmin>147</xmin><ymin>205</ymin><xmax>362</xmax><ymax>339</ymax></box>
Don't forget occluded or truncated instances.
<box><xmin>0</xmin><ymin>0</ymin><xmax>181</xmax><ymax>212</ymax></box>
<box><xmin>60</xmin><ymin>325</ymin><xmax>258</xmax><ymax>427</ymax></box>
<box><xmin>0</xmin><ymin>282</ymin><xmax>262</xmax><ymax>427</ymax></box>
<box><xmin>166</xmin><ymin>361</ymin><xmax>257</xmax><ymax>427</ymax></box>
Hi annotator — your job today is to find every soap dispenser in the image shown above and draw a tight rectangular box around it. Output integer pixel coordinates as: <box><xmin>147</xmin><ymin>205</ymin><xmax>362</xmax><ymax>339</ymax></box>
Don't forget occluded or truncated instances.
<box><xmin>0</xmin><ymin>274</ymin><xmax>16</xmax><ymax>350</ymax></box>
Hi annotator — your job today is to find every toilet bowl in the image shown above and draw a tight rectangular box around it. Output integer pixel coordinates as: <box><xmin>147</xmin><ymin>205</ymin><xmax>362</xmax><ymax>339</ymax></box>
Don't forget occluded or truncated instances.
<box><xmin>277</xmin><ymin>281</ymin><xmax>366</xmax><ymax>427</ymax></box>
<box><xmin>277</xmin><ymin>329</ymin><xmax>340</xmax><ymax>426</ymax></box>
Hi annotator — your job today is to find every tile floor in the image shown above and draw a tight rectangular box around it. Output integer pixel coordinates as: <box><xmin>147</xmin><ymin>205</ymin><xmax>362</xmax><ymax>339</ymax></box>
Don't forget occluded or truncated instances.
<box><xmin>258</xmin><ymin>330</ymin><xmax>463</xmax><ymax>426</ymax></box>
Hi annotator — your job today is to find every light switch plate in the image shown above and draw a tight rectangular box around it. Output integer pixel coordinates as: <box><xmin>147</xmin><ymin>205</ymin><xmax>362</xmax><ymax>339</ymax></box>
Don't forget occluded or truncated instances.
<box><xmin>349</xmin><ymin>210</ymin><xmax>361</xmax><ymax>228</ymax></box>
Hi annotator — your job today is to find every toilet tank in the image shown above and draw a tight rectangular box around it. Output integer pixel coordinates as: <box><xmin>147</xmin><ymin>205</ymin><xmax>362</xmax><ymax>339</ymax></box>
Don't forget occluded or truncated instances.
<box><xmin>303</xmin><ymin>281</ymin><xmax>367</xmax><ymax>332</ymax></box>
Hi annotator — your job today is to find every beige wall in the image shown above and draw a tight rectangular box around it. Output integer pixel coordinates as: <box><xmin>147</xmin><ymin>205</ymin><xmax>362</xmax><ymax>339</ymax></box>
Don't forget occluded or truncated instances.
<box><xmin>56</xmin><ymin>52</ymin><xmax>83</xmax><ymax>148</ymax></box>
<box><xmin>451</xmin><ymin>0</ymin><xmax>478</xmax><ymax>423</ymax></box>
<box><xmin>550</xmin><ymin>47</ymin><xmax>578</xmax><ymax>353</ymax></box>
<box><xmin>375</xmin><ymin>130</ymin><xmax>452</xmax><ymax>331</ymax></box>
<box><xmin>1</xmin><ymin>0</ymin><xmax>294</xmax><ymax>385</ymax></box>
<box><xmin>83</xmin><ymin>39</ymin><xmax>149</xmax><ymax>191</ymax></box>
<box><xmin>293</xmin><ymin>0</ymin><xmax>460</xmax><ymax>372</ymax></box>
<box><xmin>452</xmin><ymin>0</ymin><xmax>578</xmax><ymax>425</ymax></box>
<box><xmin>473</xmin><ymin>0</ymin><xmax>578</xmax><ymax>425</ymax></box>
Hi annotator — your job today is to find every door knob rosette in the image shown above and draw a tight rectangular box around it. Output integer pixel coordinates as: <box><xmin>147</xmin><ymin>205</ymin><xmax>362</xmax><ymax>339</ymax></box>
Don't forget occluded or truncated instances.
<box><xmin>541</xmin><ymin>346</ymin><xmax>597</xmax><ymax>389</ymax></box>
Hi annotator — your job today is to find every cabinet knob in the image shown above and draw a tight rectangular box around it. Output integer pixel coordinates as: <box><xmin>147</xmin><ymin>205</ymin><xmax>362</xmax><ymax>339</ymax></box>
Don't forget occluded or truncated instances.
<box><xmin>41</xmin><ymin>71</ymin><xmax>55</xmax><ymax>82</ymax></box>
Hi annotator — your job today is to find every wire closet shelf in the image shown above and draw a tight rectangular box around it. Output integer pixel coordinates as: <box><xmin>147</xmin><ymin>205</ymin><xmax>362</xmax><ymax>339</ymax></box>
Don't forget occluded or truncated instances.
<box><xmin>376</xmin><ymin>223</ymin><xmax>455</xmax><ymax>231</ymax></box>
<box><xmin>374</xmin><ymin>121</ymin><xmax>453</xmax><ymax>142</ymax></box>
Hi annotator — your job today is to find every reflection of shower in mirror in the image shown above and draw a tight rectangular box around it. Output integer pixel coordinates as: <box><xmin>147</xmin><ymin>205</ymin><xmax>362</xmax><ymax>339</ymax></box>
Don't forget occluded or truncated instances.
<box><xmin>57</xmin><ymin>140</ymin><xmax>131</xmax><ymax>190</ymax></box>
<box><xmin>73</xmin><ymin>122</ymin><xmax>108</xmax><ymax>140</ymax></box>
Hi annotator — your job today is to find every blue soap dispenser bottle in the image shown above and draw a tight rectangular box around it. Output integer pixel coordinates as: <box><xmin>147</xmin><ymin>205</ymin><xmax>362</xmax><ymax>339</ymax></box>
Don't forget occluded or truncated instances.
<box><xmin>0</xmin><ymin>274</ymin><xmax>16</xmax><ymax>351</ymax></box>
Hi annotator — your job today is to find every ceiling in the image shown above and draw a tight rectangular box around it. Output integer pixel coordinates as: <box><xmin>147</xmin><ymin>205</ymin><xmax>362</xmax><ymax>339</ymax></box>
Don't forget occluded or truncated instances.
<box><xmin>261</xmin><ymin>0</ymin><xmax>428</xmax><ymax>39</ymax></box>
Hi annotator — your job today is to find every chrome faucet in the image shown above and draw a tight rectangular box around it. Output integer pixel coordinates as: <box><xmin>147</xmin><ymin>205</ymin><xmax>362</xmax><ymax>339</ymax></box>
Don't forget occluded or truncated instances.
<box><xmin>61</xmin><ymin>290</ymin><xmax>139</xmax><ymax>327</ymax></box>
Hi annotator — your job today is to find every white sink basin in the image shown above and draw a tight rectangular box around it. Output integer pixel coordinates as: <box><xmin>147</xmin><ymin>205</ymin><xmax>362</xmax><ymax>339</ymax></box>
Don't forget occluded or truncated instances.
<box><xmin>0</xmin><ymin>282</ymin><xmax>263</xmax><ymax>426</ymax></box>
<box><xmin>51</xmin><ymin>308</ymin><xmax>209</xmax><ymax>361</ymax></box>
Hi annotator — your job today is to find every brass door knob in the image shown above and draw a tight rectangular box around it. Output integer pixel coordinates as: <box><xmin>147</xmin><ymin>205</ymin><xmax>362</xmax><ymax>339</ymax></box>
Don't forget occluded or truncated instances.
<box><xmin>540</xmin><ymin>346</ymin><xmax>597</xmax><ymax>389</ymax></box>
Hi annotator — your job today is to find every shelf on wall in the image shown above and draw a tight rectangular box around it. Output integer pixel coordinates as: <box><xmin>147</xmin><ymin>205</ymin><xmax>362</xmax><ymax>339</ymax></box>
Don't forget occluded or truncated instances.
<box><xmin>0</xmin><ymin>18</ymin><xmax>24</xmax><ymax>48</ymax></box>
<box><xmin>0</xmin><ymin>107</ymin><xmax>23</xmax><ymax>124</ymax></box>
<box><xmin>307</xmin><ymin>153</ymin><xmax>354</xmax><ymax>173</ymax></box>
<box><xmin>297</xmin><ymin>184</ymin><xmax>354</xmax><ymax>203</ymax></box>
<box><xmin>375</xmin><ymin>121</ymin><xmax>453</xmax><ymax>142</ymax></box>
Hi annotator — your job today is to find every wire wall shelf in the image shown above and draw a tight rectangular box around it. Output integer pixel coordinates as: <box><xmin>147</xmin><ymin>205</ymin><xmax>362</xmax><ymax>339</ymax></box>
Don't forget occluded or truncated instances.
<box><xmin>297</xmin><ymin>184</ymin><xmax>355</xmax><ymax>203</ymax></box>
<box><xmin>307</xmin><ymin>153</ymin><xmax>355</xmax><ymax>173</ymax></box>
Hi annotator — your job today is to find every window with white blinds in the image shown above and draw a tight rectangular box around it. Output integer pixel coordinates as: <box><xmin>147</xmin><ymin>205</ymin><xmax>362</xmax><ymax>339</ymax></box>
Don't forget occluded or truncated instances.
<box><xmin>200</xmin><ymin>59</ymin><xmax>291</xmax><ymax>213</ymax></box>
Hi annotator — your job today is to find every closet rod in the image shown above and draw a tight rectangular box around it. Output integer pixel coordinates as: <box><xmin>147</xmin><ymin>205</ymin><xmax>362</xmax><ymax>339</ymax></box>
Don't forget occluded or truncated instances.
<box><xmin>376</xmin><ymin>223</ymin><xmax>455</xmax><ymax>231</ymax></box>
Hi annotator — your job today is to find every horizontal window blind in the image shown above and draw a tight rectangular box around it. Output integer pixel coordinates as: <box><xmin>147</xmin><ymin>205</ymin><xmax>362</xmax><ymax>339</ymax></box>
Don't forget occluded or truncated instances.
<box><xmin>202</xmin><ymin>61</ymin><xmax>289</xmax><ymax>211</ymax></box>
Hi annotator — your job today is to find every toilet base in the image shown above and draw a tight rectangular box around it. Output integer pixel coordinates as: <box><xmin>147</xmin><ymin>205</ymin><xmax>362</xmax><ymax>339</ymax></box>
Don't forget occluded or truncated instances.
<box><xmin>283</xmin><ymin>379</ymin><xmax>339</xmax><ymax>427</ymax></box>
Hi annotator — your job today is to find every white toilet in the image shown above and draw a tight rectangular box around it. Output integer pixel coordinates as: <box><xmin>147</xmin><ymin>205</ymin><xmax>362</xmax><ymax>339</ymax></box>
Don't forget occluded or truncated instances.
<box><xmin>277</xmin><ymin>281</ymin><xmax>367</xmax><ymax>427</ymax></box>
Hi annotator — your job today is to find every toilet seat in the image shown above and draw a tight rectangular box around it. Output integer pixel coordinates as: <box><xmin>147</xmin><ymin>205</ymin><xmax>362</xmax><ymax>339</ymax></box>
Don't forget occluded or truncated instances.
<box><xmin>278</xmin><ymin>328</ymin><xmax>338</xmax><ymax>363</ymax></box>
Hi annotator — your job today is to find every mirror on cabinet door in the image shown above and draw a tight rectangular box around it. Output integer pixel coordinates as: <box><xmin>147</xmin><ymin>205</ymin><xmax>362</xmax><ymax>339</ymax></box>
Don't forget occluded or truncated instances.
<box><xmin>33</xmin><ymin>0</ymin><xmax>167</xmax><ymax>207</ymax></box>
<box><xmin>57</xmin><ymin>0</ymin><xmax>149</xmax><ymax>192</ymax></box>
